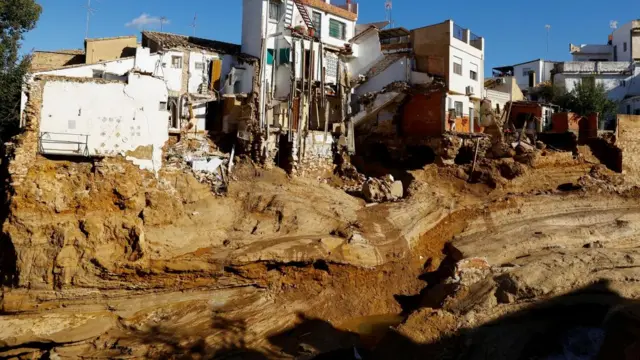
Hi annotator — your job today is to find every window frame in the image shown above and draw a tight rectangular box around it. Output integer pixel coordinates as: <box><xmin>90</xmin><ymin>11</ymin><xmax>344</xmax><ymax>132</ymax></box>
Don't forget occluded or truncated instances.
<box><xmin>329</xmin><ymin>18</ymin><xmax>346</xmax><ymax>40</ymax></box>
<box><xmin>454</xmin><ymin>101</ymin><xmax>463</xmax><ymax>117</ymax></box>
<box><xmin>522</xmin><ymin>67</ymin><xmax>532</xmax><ymax>77</ymax></box>
<box><xmin>312</xmin><ymin>11</ymin><xmax>322</xmax><ymax>36</ymax></box>
<box><xmin>453</xmin><ymin>56</ymin><xmax>462</xmax><ymax>76</ymax></box>
<box><xmin>171</xmin><ymin>55</ymin><xmax>183</xmax><ymax>69</ymax></box>
<box><xmin>268</xmin><ymin>0</ymin><xmax>281</xmax><ymax>21</ymax></box>
<box><xmin>624</xmin><ymin>42</ymin><xmax>628</xmax><ymax>52</ymax></box>
<box><xmin>195</xmin><ymin>62</ymin><xmax>205</xmax><ymax>70</ymax></box>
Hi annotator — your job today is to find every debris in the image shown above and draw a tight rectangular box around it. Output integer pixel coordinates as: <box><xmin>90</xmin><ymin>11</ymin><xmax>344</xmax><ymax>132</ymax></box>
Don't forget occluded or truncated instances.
<box><xmin>362</xmin><ymin>176</ymin><xmax>404</xmax><ymax>203</ymax></box>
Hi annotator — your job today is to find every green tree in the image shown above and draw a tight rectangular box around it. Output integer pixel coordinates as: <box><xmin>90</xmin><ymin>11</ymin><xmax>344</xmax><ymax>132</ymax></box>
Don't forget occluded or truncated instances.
<box><xmin>0</xmin><ymin>0</ymin><xmax>42</xmax><ymax>139</ymax></box>
<box><xmin>566</xmin><ymin>77</ymin><xmax>617</xmax><ymax>119</ymax></box>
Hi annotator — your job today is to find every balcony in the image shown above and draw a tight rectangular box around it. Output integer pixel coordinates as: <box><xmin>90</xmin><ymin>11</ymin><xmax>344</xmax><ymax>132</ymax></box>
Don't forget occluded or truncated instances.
<box><xmin>554</xmin><ymin>61</ymin><xmax>631</xmax><ymax>74</ymax></box>
<box><xmin>452</xmin><ymin>23</ymin><xmax>483</xmax><ymax>51</ymax></box>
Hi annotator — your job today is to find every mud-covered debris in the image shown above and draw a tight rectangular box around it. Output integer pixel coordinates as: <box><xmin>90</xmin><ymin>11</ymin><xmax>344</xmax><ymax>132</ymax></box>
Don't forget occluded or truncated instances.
<box><xmin>362</xmin><ymin>175</ymin><xmax>404</xmax><ymax>203</ymax></box>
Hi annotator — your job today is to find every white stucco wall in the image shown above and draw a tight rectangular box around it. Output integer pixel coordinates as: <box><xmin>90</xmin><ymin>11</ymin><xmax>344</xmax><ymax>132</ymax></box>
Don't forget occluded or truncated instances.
<box><xmin>621</xmin><ymin>96</ymin><xmax>640</xmax><ymax>115</ymax></box>
<box><xmin>484</xmin><ymin>89</ymin><xmax>510</xmax><ymax>113</ymax></box>
<box><xmin>39</xmin><ymin>74</ymin><xmax>169</xmax><ymax>172</ymax></box>
<box><xmin>188</xmin><ymin>51</ymin><xmax>219</xmax><ymax>94</ymax></box>
<box><xmin>571</xmin><ymin>45</ymin><xmax>613</xmax><ymax>62</ymax></box>
<box><xmin>355</xmin><ymin>57</ymin><xmax>408</xmax><ymax>96</ymax></box>
<box><xmin>449</xmin><ymin>45</ymin><xmax>483</xmax><ymax>98</ymax></box>
<box><xmin>511</xmin><ymin>60</ymin><xmax>555</xmax><ymax>89</ymax></box>
<box><xmin>290</xmin><ymin>3</ymin><xmax>356</xmax><ymax>48</ymax></box>
<box><xmin>554</xmin><ymin>69</ymin><xmax>640</xmax><ymax>102</ymax></box>
<box><xmin>158</xmin><ymin>51</ymin><xmax>185</xmax><ymax>92</ymax></box>
<box><xmin>35</xmin><ymin>57</ymin><xmax>136</xmax><ymax>78</ymax></box>
<box><xmin>241</xmin><ymin>0</ymin><xmax>265</xmax><ymax>58</ymax></box>
<box><xmin>348</xmin><ymin>30</ymin><xmax>383</xmax><ymax>77</ymax></box>
<box><xmin>613</xmin><ymin>21</ymin><xmax>633</xmax><ymax>62</ymax></box>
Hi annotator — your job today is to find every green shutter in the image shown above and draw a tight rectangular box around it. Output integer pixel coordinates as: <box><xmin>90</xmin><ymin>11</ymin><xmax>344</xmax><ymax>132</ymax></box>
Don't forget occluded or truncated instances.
<box><xmin>329</xmin><ymin>19</ymin><xmax>344</xmax><ymax>39</ymax></box>
<box><xmin>279</xmin><ymin>48</ymin><xmax>291</xmax><ymax>64</ymax></box>
<box><xmin>267</xmin><ymin>49</ymin><xmax>274</xmax><ymax>65</ymax></box>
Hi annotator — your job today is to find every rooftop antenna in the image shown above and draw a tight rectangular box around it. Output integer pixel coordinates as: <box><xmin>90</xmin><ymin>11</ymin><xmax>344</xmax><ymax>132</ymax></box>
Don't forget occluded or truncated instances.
<box><xmin>610</xmin><ymin>20</ymin><xmax>619</xmax><ymax>31</ymax></box>
<box><xmin>385</xmin><ymin>0</ymin><xmax>393</xmax><ymax>28</ymax></box>
<box><xmin>545</xmin><ymin>24</ymin><xmax>551</xmax><ymax>57</ymax></box>
<box><xmin>190</xmin><ymin>13</ymin><xmax>197</xmax><ymax>36</ymax></box>
<box><xmin>83</xmin><ymin>0</ymin><xmax>98</xmax><ymax>39</ymax></box>
<box><xmin>160</xmin><ymin>16</ymin><xmax>168</xmax><ymax>31</ymax></box>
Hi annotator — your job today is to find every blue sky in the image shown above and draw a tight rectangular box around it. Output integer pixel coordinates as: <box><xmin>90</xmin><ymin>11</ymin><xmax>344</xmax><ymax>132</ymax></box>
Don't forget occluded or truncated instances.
<box><xmin>23</xmin><ymin>0</ymin><xmax>640</xmax><ymax>74</ymax></box>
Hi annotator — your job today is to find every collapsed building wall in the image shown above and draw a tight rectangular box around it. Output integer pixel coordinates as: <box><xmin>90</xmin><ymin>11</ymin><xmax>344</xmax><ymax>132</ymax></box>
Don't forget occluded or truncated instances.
<box><xmin>35</xmin><ymin>74</ymin><xmax>169</xmax><ymax>171</ymax></box>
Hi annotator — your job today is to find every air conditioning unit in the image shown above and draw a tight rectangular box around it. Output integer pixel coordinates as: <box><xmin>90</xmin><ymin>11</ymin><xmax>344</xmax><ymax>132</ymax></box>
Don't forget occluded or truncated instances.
<box><xmin>496</xmin><ymin>78</ymin><xmax>504</xmax><ymax>85</ymax></box>
<box><xmin>466</xmin><ymin>86</ymin><xmax>475</xmax><ymax>95</ymax></box>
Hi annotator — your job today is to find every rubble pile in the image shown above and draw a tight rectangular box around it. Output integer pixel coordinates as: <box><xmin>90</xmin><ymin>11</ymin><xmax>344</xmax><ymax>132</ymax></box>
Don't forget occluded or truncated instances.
<box><xmin>165</xmin><ymin>136</ymin><xmax>232</xmax><ymax>195</ymax></box>
<box><xmin>362</xmin><ymin>174</ymin><xmax>404</xmax><ymax>203</ymax></box>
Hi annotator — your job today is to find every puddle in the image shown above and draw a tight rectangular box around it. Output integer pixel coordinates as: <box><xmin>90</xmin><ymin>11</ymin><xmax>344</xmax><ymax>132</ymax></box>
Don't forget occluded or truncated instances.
<box><xmin>338</xmin><ymin>314</ymin><xmax>405</xmax><ymax>347</ymax></box>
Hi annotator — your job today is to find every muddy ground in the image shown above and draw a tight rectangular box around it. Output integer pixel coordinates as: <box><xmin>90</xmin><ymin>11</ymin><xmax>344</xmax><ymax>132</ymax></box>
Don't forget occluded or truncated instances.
<box><xmin>2</xmin><ymin>143</ymin><xmax>640</xmax><ymax>359</ymax></box>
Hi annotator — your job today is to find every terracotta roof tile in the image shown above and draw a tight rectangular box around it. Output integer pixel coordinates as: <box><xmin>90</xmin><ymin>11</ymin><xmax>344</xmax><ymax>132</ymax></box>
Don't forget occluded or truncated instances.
<box><xmin>297</xmin><ymin>0</ymin><xmax>357</xmax><ymax>21</ymax></box>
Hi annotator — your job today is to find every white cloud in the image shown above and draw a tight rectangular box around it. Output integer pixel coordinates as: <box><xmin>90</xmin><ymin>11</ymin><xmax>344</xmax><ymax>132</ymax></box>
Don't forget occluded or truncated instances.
<box><xmin>125</xmin><ymin>13</ymin><xmax>169</xmax><ymax>29</ymax></box>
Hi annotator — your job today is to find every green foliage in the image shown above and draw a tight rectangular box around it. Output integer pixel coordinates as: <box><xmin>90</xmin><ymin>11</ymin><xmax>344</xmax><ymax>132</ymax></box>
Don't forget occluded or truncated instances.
<box><xmin>535</xmin><ymin>77</ymin><xmax>617</xmax><ymax>119</ymax></box>
<box><xmin>0</xmin><ymin>0</ymin><xmax>42</xmax><ymax>139</ymax></box>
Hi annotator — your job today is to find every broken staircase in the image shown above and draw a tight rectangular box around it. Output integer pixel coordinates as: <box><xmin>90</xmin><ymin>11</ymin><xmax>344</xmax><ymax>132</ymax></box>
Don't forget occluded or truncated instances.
<box><xmin>292</xmin><ymin>0</ymin><xmax>315</xmax><ymax>29</ymax></box>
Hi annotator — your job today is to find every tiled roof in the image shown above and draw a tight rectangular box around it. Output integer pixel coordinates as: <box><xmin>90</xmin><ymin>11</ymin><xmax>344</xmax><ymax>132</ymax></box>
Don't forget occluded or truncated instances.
<box><xmin>142</xmin><ymin>31</ymin><xmax>241</xmax><ymax>55</ymax></box>
<box><xmin>297</xmin><ymin>0</ymin><xmax>357</xmax><ymax>21</ymax></box>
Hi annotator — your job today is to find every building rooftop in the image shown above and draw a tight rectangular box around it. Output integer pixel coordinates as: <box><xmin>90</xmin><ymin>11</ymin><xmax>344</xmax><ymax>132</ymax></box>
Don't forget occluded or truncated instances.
<box><xmin>379</xmin><ymin>27</ymin><xmax>410</xmax><ymax>41</ymax></box>
<box><xmin>142</xmin><ymin>31</ymin><xmax>241</xmax><ymax>55</ymax></box>
<box><xmin>297</xmin><ymin>0</ymin><xmax>358</xmax><ymax>21</ymax></box>
<box><xmin>85</xmin><ymin>35</ymin><xmax>137</xmax><ymax>42</ymax></box>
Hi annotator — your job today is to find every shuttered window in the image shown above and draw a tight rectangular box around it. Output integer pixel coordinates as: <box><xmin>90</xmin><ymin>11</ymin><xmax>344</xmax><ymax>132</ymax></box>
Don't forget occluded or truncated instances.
<box><xmin>279</xmin><ymin>48</ymin><xmax>291</xmax><ymax>64</ymax></box>
<box><xmin>329</xmin><ymin>19</ymin><xmax>346</xmax><ymax>40</ymax></box>
<box><xmin>453</xmin><ymin>56</ymin><xmax>462</xmax><ymax>75</ymax></box>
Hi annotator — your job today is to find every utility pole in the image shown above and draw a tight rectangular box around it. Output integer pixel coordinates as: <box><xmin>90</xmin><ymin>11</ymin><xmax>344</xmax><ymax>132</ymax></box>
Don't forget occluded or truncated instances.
<box><xmin>544</xmin><ymin>24</ymin><xmax>551</xmax><ymax>82</ymax></box>
<box><xmin>190</xmin><ymin>13</ymin><xmax>197</xmax><ymax>36</ymax></box>
<box><xmin>84</xmin><ymin>0</ymin><xmax>97</xmax><ymax>39</ymax></box>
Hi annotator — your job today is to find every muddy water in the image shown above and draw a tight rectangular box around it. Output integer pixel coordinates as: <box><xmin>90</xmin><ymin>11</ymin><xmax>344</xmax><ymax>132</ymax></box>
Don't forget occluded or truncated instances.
<box><xmin>338</xmin><ymin>314</ymin><xmax>405</xmax><ymax>348</ymax></box>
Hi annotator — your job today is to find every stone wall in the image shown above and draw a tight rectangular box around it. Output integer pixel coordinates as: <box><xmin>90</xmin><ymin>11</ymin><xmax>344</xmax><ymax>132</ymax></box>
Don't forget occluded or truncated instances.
<box><xmin>299</xmin><ymin>131</ymin><xmax>335</xmax><ymax>176</ymax></box>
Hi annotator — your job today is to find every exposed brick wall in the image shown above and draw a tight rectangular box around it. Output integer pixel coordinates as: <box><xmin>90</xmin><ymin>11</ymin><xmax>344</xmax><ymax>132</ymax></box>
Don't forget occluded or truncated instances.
<box><xmin>402</xmin><ymin>93</ymin><xmax>443</xmax><ymax>136</ymax></box>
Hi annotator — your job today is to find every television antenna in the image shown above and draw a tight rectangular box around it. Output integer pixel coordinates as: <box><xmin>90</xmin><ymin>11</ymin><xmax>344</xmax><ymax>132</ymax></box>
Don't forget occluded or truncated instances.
<box><xmin>83</xmin><ymin>0</ymin><xmax>98</xmax><ymax>39</ymax></box>
<box><xmin>160</xmin><ymin>16</ymin><xmax>168</xmax><ymax>31</ymax></box>
<box><xmin>385</xmin><ymin>0</ymin><xmax>393</xmax><ymax>28</ymax></box>
<box><xmin>189</xmin><ymin>13</ymin><xmax>197</xmax><ymax>36</ymax></box>
<box><xmin>610</xmin><ymin>20</ymin><xmax>619</xmax><ymax>31</ymax></box>
<box><xmin>545</xmin><ymin>24</ymin><xmax>551</xmax><ymax>56</ymax></box>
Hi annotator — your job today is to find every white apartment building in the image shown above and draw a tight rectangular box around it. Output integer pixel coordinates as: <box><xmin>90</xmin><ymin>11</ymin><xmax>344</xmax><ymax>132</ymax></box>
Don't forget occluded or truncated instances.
<box><xmin>570</xmin><ymin>20</ymin><xmax>640</xmax><ymax>62</ymax></box>
<box><xmin>493</xmin><ymin>59</ymin><xmax>557</xmax><ymax>91</ymax></box>
<box><xmin>554</xmin><ymin>20</ymin><xmax>640</xmax><ymax>103</ymax></box>
<box><xmin>412</xmin><ymin>20</ymin><xmax>485</xmax><ymax>131</ymax></box>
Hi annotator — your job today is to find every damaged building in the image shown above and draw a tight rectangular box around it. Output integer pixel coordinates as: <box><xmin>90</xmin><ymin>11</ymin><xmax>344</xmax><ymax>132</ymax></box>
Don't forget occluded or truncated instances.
<box><xmin>20</xmin><ymin>33</ymin><xmax>258</xmax><ymax>172</ymax></box>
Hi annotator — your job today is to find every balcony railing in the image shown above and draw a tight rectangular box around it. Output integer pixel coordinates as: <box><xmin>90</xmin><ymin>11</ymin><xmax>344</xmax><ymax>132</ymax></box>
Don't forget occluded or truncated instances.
<box><xmin>453</xmin><ymin>23</ymin><xmax>466</xmax><ymax>42</ymax></box>
<box><xmin>554</xmin><ymin>61</ymin><xmax>631</xmax><ymax>74</ymax></box>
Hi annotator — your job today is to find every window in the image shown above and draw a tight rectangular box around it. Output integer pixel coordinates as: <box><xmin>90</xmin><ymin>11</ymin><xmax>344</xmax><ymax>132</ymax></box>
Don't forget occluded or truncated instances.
<box><xmin>195</xmin><ymin>62</ymin><xmax>204</xmax><ymax>70</ymax></box>
<box><xmin>92</xmin><ymin>69</ymin><xmax>105</xmax><ymax>78</ymax></box>
<box><xmin>171</xmin><ymin>56</ymin><xmax>183</xmax><ymax>69</ymax></box>
<box><xmin>624</xmin><ymin>42</ymin><xmax>628</xmax><ymax>52</ymax></box>
<box><xmin>454</xmin><ymin>101</ymin><xmax>463</xmax><ymax>117</ymax></box>
<box><xmin>159</xmin><ymin>101</ymin><xmax>167</xmax><ymax>111</ymax></box>
<box><xmin>267</xmin><ymin>49</ymin><xmax>275</xmax><ymax>65</ymax></box>
<box><xmin>268</xmin><ymin>0</ymin><xmax>281</xmax><ymax>21</ymax></box>
<box><xmin>312</xmin><ymin>12</ymin><xmax>322</xmax><ymax>36</ymax></box>
<box><xmin>522</xmin><ymin>67</ymin><xmax>532</xmax><ymax>77</ymax></box>
<box><xmin>453</xmin><ymin>56</ymin><xmax>462</xmax><ymax>75</ymax></box>
<box><xmin>329</xmin><ymin>19</ymin><xmax>346</xmax><ymax>40</ymax></box>
<box><xmin>470</xmin><ymin>62</ymin><xmax>478</xmax><ymax>80</ymax></box>
<box><xmin>279</xmin><ymin>48</ymin><xmax>291</xmax><ymax>64</ymax></box>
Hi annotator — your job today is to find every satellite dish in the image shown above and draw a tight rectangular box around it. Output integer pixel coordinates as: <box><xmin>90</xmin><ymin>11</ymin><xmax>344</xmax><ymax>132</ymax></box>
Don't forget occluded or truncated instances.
<box><xmin>385</xmin><ymin>0</ymin><xmax>392</xmax><ymax>10</ymax></box>
<box><xmin>610</xmin><ymin>20</ymin><xmax>618</xmax><ymax>30</ymax></box>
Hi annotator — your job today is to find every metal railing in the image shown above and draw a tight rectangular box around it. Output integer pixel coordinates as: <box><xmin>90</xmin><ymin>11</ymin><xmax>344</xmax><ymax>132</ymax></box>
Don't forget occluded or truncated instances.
<box><xmin>453</xmin><ymin>24</ymin><xmax>465</xmax><ymax>42</ymax></box>
<box><xmin>39</xmin><ymin>132</ymin><xmax>90</xmax><ymax>157</ymax></box>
